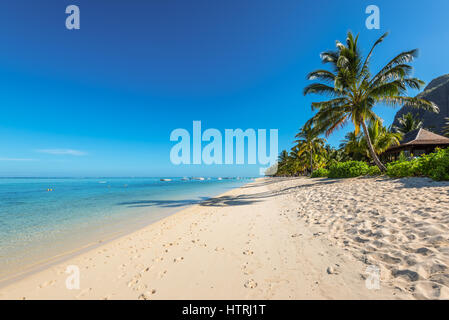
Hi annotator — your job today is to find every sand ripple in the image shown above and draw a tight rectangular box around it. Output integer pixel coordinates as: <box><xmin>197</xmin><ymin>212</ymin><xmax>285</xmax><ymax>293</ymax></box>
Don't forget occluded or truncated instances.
<box><xmin>280</xmin><ymin>177</ymin><xmax>449</xmax><ymax>299</ymax></box>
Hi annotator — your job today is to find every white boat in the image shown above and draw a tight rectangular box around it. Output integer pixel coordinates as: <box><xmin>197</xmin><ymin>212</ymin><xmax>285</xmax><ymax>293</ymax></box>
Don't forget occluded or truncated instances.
<box><xmin>160</xmin><ymin>179</ymin><xmax>172</xmax><ymax>182</ymax></box>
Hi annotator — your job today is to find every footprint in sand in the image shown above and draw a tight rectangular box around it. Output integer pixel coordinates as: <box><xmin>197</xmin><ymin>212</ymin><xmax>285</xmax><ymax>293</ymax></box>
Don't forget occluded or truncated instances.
<box><xmin>158</xmin><ymin>270</ymin><xmax>167</xmax><ymax>279</ymax></box>
<box><xmin>135</xmin><ymin>284</ymin><xmax>148</xmax><ymax>291</ymax></box>
<box><xmin>376</xmin><ymin>253</ymin><xmax>402</xmax><ymax>265</ymax></box>
<box><xmin>127</xmin><ymin>274</ymin><xmax>142</xmax><ymax>288</ymax></box>
<box><xmin>138</xmin><ymin>290</ymin><xmax>156</xmax><ymax>300</ymax></box>
<box><xmin>243</xmin><ymin>250</ymin><xmax>254</xmax><ymax>255</ymax></box>
<box><xmin>173</xmin><ymin>257</ymin><xmax>184</xmax><ymax>263</ymax></box>
<box><xmin>38</xmin><ymin>280</ymin><xmax>56</xmax><ymax>288</ymax></box>
<box><xmin>241</xmin><ymin>264</ymin><xmax>254</xmax><ymax>275</ymax></box>
<box><xmin>392</xmin><ymin>269</ymin><xmax>420</xmax><ymax>282</ymax></box>
<box><xmin>326</xmin><ymin>266</ymin><xmax>340</xmax><ymax>275</ymax></box>
<box><xmin>244</xmin><ymin>279</ymin><xmax>258</xmax><ymax>289</ymax></box>
<box><xmin>75</xmin><ymin>288</ymin><xmax>92</xmax><ymax>299</ymax></box>
<box><xmin>127</xmin><ymin>279</ymin><xmax>139</xmax><ymax>288</ymax></box>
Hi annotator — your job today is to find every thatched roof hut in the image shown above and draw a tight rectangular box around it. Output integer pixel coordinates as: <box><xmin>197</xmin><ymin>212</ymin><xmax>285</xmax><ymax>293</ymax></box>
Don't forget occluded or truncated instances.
<box><xmin>383</xmin><ymin>128</ymin><xmax>449</xmax><ymax>160</ymax></box>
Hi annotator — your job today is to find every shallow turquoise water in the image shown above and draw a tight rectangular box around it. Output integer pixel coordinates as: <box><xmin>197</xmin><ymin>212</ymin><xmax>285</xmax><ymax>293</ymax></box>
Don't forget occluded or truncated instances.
<box><xmin>0</xmin><ymin>177</ymin><xmax>250</xmax><ymax>278</ymax></box>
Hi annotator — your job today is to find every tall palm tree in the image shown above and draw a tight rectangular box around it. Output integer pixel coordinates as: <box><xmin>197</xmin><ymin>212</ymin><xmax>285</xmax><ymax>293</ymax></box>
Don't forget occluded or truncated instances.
<box><xmin>393</xmin><ymin>112</ymin><xmax>423</xmax><ymax>134</ymax></box>
<box><xmin>275</xmin><ymin>150</ymin><xmax>289</xmax><ymax>175</ymax></box>
<box><xmin>304</xmin><ymin>32</ymin><xmax>438</xmax><ymax>171</ymax></box>
<box><xmin>293</xmin><ymin>124</ymin><xmax>326</xmax><ymax>175</ymax></box>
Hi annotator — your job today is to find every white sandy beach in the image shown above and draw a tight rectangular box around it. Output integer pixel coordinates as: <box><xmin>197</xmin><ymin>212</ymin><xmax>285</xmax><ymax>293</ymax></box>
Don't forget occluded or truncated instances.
<box><xmin>1</xmin><ymin>177</ymin><xmax>448</xmax><ymax>300</ymax></box>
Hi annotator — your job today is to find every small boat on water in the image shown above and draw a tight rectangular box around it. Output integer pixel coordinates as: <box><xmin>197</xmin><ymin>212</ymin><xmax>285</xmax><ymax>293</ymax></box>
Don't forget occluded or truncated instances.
<box><xmin>192</xmin><ymin>177</ymin><xmax>205</xmax><ymax>181</ymax></box>
<box><xmin>160</xmin><ymin>179</ymin><xmax>172</xmax><ymax>182</ymax></box>
<box><xmin>217</xmin><ymin>177</ymin><xmax>222</xmax><ymax>180</ymax></box>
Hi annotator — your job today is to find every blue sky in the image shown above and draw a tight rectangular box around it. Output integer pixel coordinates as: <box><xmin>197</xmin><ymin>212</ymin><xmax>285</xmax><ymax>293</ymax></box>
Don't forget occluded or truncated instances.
<box><xmin>0</xmin><ymin>0</ymin><xmax>448</xmax><ymax>177</ymax></box>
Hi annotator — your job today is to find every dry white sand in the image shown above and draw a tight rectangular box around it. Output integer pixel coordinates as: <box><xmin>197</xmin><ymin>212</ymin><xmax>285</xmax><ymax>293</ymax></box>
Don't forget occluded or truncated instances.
<box><xmin>1</xmin><ymin>177</ymin><xmax>448</xmax><ymax>300</ymax></box>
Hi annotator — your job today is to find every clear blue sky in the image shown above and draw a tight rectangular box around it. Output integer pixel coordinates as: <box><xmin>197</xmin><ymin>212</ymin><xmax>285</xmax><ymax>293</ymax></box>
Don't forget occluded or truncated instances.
<box><xmin>0</xmin><ymin>0</ymin><xmax>448</xmax><ymax>177</ymax></box>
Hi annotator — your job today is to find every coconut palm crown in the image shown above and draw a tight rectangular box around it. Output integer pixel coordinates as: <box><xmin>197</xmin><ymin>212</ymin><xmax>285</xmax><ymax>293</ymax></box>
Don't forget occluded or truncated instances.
<box><xmin>359</xmin><ymin>120</ymin><xmax>402</xmax><ymax>158</ymax></box>
<box><xmin>303</xmin><ymin>31</ymin><xmax>438</xmax><ymax>171</ymax></box>
<box><xmin>393</xmin><ymin>112</ymin><xmax>423</xmax><ymax>134</ymax></box>
<box><xmin>293</xmin><ymin>124</ymin><xmax>325</xmax><ymax>175</ymax></box>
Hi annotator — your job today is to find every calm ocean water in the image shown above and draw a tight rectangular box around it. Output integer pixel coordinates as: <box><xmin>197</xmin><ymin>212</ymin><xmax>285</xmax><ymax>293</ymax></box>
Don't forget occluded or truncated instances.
<box><xmin>0</xmin><ymin>177</ymin><xmax>250</xmax><ymax>279</ymax></box>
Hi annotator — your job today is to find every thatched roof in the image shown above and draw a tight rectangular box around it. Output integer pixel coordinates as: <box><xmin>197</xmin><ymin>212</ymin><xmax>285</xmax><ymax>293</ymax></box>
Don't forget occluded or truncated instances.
<box><xmin>400</xmin><ymin>128</ymin><xmax>449</xmax><ymax>145</ymax></box>
<box><xmin>387</xmin><ymin>128</ymin><xmax>449</xmax><ymax>152</ymax></box>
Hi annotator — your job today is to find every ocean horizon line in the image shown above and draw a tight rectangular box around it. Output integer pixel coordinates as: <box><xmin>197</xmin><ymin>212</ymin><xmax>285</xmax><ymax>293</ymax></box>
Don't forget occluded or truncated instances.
<box><xmin>0</xmin><ymin>176</ymin><xmax>257</xmax><ymax>179</ymax></box>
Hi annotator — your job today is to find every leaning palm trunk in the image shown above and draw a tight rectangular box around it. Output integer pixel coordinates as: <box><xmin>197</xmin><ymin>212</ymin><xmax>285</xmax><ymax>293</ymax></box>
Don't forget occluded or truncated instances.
<box><xmin>360</xmin><ymin>119</ymin><xmax>386</xmax><ymax>171</ymax></box>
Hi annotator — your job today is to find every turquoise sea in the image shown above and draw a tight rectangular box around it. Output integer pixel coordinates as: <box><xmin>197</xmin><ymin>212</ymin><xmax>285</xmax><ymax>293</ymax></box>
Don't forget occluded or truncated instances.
<box><xmin>0</xmin><ymin>177</ymin><xmax>250</xmax><ymax>280</ymax></box>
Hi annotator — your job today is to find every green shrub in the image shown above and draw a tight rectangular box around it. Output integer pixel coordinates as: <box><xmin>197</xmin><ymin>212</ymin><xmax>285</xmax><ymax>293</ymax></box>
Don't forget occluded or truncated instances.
<box><xmin>311</xmin><ymin>168</ymin><xmax>329</xmax><ymax>178</ymax></box>
<box><xmin>417</xmin><ymin>148</ymin><xmax>449</xmax><ymax>181</ymax></box>
<box><xmin>328</xmin><ymin>161</ymin><xmax>370</xmax><ymax>178</ymax></box>
<box><xmin>367</xmin><ymin>165</ymin><xmax>381</xmax><ymax>176</ymax></box>
<box><xmin>386</xmin><ymin>148</ymin><xmax>449</xmax><ymax>181</ymax></box>
<box><xmin>386</xmin><ymin>160</ymin><xmax>417</xmax><ymax>178</ymax></box>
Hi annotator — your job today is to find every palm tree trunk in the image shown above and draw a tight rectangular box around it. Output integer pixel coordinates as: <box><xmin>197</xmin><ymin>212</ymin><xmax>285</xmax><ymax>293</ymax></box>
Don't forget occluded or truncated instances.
<box><xmin>310</xmin><ymin>149</ymin><xmax>313</xmax><ymax>176</ymax></box>
<box><xmin>360</xmin><ymin>119</ymin><xmax>387</xmax><ymax>172</ymax></box>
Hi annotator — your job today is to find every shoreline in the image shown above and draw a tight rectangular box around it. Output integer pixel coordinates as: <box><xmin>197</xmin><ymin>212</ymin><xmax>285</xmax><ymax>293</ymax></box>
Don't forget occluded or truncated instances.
<box><xmin>1</xmin><ymin>177</ymin><xmax>448</xmax><ymax>299</ymax></box>
<box><xmin>0</xmin><ymin>180</ymin><xmax>253</xmax><ymax>289</ymax></box>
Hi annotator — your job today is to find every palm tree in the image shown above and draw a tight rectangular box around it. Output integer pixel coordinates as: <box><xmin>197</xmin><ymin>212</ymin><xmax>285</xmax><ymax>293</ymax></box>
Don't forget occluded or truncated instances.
<box><xmin>278</xmin><ymin>150</ymin><xmax>289</xmax><ymax>163</ymax></box>
<box><xmin>323</xmin><ymin>144</ymin><xmax>349</xmax><ymax>167</ymax></box>
<box><xmin>393</xmin><ymin>112</ymin><xmax>423</xmax><ymax>134</ymax></box>
<box><xmin>276</xmin><ymin>150</ymin><xmax>290</xmax><ymax>175</ymax></box>
<box><xmin>340</xmin><ymin>131</ymin><xmax>363</xmax><ymax>160</ymax></box>
<box><xmin>443</xmin><ymin>117</ymin><xmax>449</xmax><ymax>137</ymax></box>
<box><xmin>304</xmin><ymin>32</ymin><xmax>438</xmax><ymax>171</ymax></box>
<box><xmin>359</xmin><ymin>120</ymin><xmax>402</xmax><ymax>158</ymax></box>
<box><xmin>293</xmin><ymin>124</ymin><xmax>326</xmax><ymax>175</ymax></box>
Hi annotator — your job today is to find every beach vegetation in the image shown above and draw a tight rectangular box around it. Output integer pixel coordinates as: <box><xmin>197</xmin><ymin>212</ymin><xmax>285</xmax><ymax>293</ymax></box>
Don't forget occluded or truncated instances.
<box><xmin>293</xmin><ymin>124</ymin><xmax>326</xmax><ymax>175</ymax></box>
<box><xmin>303</xmin><ymin>31</ymin><xmax>438</xmax><ymax>172</ymax></box>
<box><xmin>444</xmin><ymin>117</ymin><xmax>449</xmax><ymax>137</ymax></box>
<box><xmin>393</xmin><ymin>112</ymin><xmax>423</xmax><ymax>134</ymax></box>
<box><xmin>386</xmin><ymin>148</ymin><xmax>449</xmax><ymax>180</ymax></box>
<box><xmin>328</xmin><ymin>161</ymin><xmax>370</xmax><ymax>178</ymax></box>
<box><xmin>272</xmin><ymin>32</ymin><xmax>446</xmax><ymax>180</ymax></box>
<box><xmin>367</xmin><ymin>165</ymin><xmax>382</xmax><ymax>176</ymax></box>
<box><xmin>311</xmin><ymin>168</ymin><xmax>329</xmax><ymax>178</ymax></box>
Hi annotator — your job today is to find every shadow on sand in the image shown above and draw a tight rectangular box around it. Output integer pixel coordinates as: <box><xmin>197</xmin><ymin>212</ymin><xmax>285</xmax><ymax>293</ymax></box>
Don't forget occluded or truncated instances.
<box><xmin>116</xmin><ymin>179</ymin><xmax>286</xmax><ymax>209</ymax></box>
<box><xmin>117</xmin><ymin>176</ymin><xmax>449</xmax><ymax>210</ymax></box>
